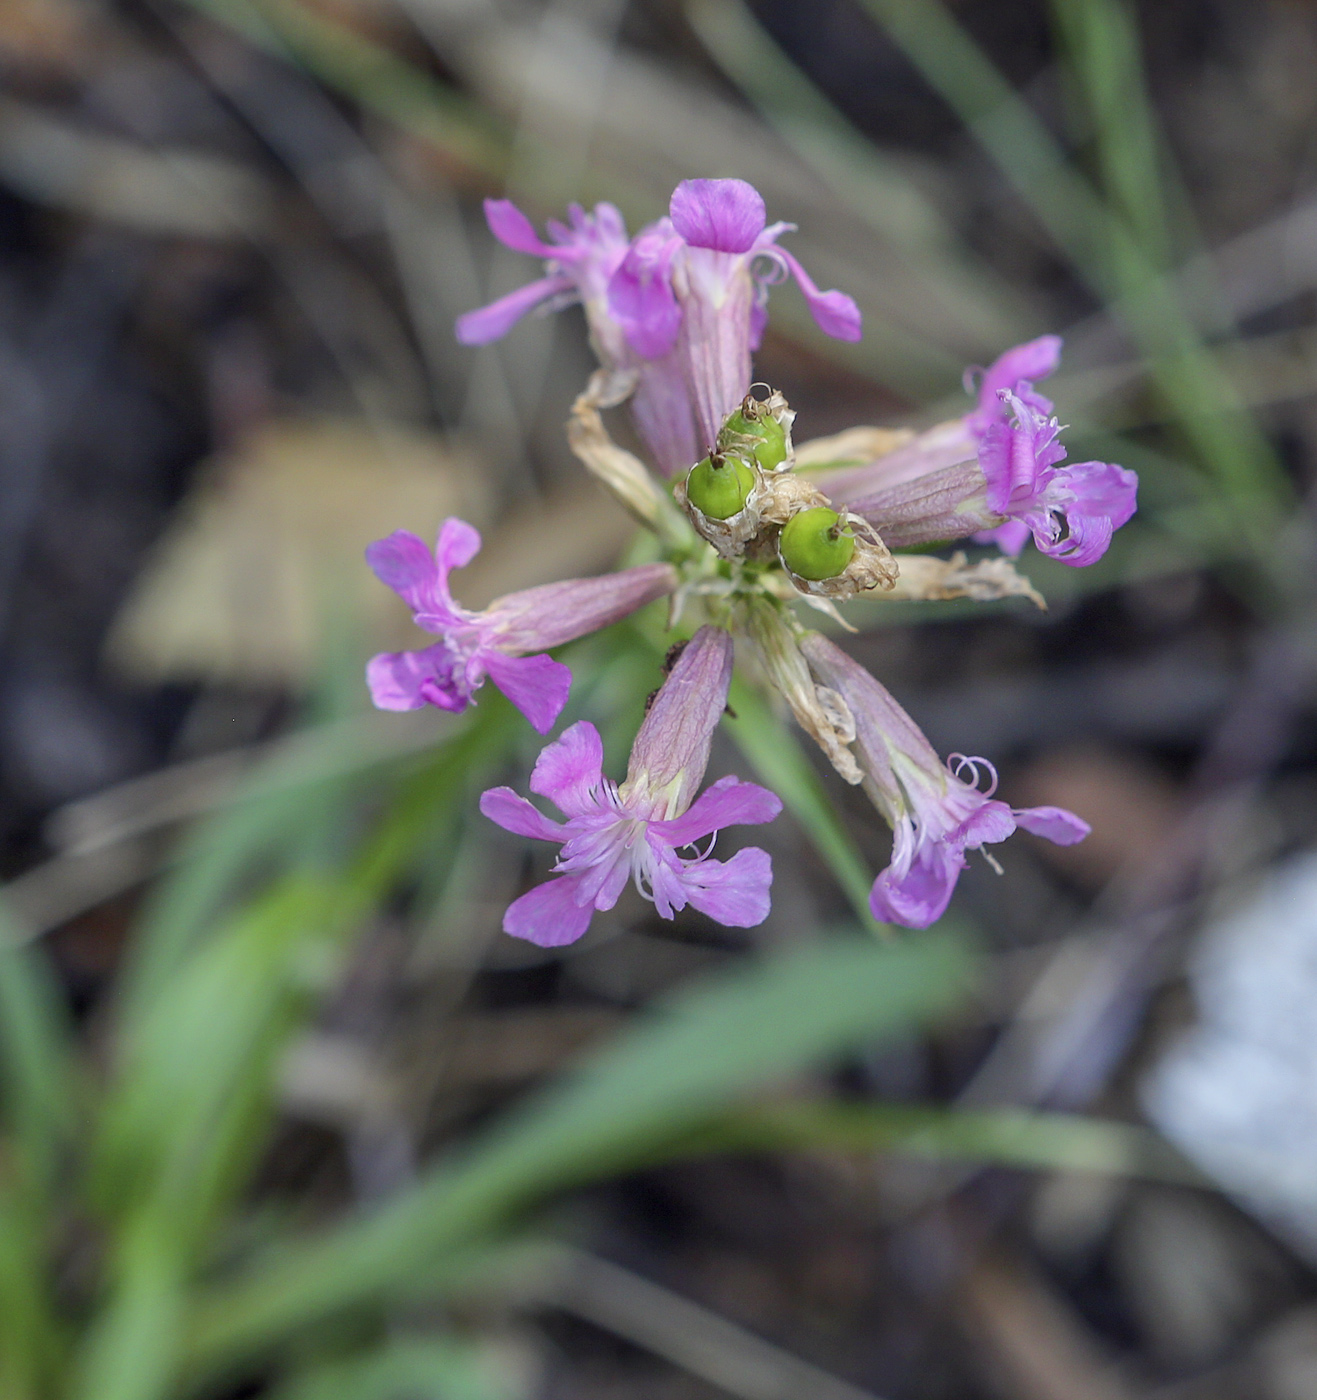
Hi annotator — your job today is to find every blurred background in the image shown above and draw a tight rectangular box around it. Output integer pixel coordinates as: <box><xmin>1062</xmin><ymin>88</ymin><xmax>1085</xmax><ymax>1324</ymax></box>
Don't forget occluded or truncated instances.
<box><xmin>4</xmin><ymin>1</ymin><xmax>1317</xmax><ymax>1398</ymax></box>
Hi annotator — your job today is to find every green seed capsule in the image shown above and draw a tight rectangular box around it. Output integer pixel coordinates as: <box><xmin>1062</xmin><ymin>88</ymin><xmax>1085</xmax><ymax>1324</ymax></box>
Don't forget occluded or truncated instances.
<box><xmin>722</xmin><ymin>409</ymin><xmax>788</xmax><ymax>470</ymax></box>
<box><xmin>779</xmin><ymin>507</ymin><xmax>855</xmax><ymax>580</ymax></box>
<box><xmin>685</xmin><ymin>454</ymin><xmax>755</xmax><ymax>520</ymax></box>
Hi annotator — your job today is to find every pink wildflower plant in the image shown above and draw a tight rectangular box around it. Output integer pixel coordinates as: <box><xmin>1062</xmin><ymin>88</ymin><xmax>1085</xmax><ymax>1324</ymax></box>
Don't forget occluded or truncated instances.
<box><xmin>359</xmin><ymin>179</ymin><xmax>1120</xmax><ymax>941</ymax></box>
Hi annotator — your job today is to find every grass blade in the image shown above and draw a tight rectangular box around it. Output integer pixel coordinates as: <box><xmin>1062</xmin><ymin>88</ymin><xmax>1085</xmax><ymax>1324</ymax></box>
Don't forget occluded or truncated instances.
<box><xmin>267</xmin><ymin>1337</ymin><xmax>519</xmax><ymax>1400</ymax></box>
<box><xmin>183</xmin><ymin>931</ymin><xmax>973</xmax><ymax>1373</ymax></box>
<box><xmin>679</xmin><ymin>1101</ymin><xmax>1201</xmax><ymax>1183</ymax></box>
<box><xmin>856</xmin><ymin>0</ymin><xmax>1291</xmax><ymax>534</ymax></box>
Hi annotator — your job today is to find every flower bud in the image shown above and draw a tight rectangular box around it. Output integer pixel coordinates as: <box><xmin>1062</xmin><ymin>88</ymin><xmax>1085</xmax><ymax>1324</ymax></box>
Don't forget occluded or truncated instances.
<box><xmin>779</xmin><ymin>507</ymin><xmax>855</xmax><ymax>580</ymax></box>
<box><xmin>685</xmin><ymin>453</ymin><xmax>755</xmax><ymax>520</ymax></box>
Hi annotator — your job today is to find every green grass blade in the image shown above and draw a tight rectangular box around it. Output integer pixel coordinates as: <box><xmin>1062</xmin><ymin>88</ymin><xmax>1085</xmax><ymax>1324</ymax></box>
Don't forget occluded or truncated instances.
<box><xmin>678</xmin><ymin>1101</ymin><xmax>1201</xmax><ymax>1182</ymax></box>
<box><xmin>67</xmin><ymin>1215</ymin><xmax>184</xmax><ymax>1400</ymax></box>
<box><xmin>0</xmin><ymin>905</ymin><xmax>78</xmax><ymax>1178</ymax></box>
<box><xmin>91</xmin><ymin>880</ymin><xmax>337</xmax><ymax>1235</ymax></box>
<box><xmin>183</xmin><ymin>0</ymin><xmax>508</xmax><ymax>178</ymax></box>
<box><xmin>0</xmin><ymin>1193</ymin><xmax>64</xmax><ymax>1398</ymax></box>
<box><xmin>855</xmin><ymin>0</ymin><xmax>1291</xmax><ymax>532</ymax></box>
<box><xmin>268</xmin><ymin>1337</ymin><xmax>520</xmax><ymax>1400</ymax></box>
<box><xmin>183</xmin><ymin>932</ymin><xmax>973</xmax><ymax>1373</ymax></box>
<box><xmin>117</xmin><ymin>707</ymin><xmax>468</xmax><ymax>1028</ymax></box>
<box><xmin>725</xmin><ymin>676</ymin><xmax>878</xmax><ymax>929</ymax></box>
<box><xmin>1048</xmin><ymin>0</ymin><xmax>1182</xmax><ymax>272</ymax></box>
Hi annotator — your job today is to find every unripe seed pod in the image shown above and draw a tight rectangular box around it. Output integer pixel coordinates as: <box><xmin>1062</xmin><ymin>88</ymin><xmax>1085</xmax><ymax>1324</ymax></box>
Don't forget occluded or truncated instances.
<box><xmin>722</xmin><ymin>409</ymin><xmax>788</xmax><ymax>471</ymax></box>
<box><xmin>779</xmin><ymin>507</ymin><xmax>855</xmax><ymax>580</ymax></box>
<box><xmin>685</xmin><ymin>454</ymin><xmax>755</xmax><ymax>520</ymax></box>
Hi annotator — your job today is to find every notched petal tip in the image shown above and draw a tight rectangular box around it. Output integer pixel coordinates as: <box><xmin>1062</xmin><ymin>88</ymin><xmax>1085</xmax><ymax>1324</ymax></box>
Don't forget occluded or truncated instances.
<box><xmin>435</xmin><ymin>517</ymin><xmax>482</xmax><ymax>573</ymax></box>
<box><xmin>681</xmin><ymin>846</ymin><xmax>775</xmax><ymax>928</ymax></box>
<box><xmin>365</xmin><ymin>530</ymin><xmax>436</xmax><ymax>598</ymax></box>
<box><xmin>529</xmin><ymin>720</ymin><xmax>605</xmax><ymax>814</ymax></box>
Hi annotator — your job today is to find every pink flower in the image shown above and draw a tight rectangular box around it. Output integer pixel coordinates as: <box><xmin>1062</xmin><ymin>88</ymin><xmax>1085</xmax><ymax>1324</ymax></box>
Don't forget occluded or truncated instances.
<box><xmin>610</xmin><ymin>178</ymin><xmax>861</xmax><ymax>460</ymax></box>
<box><xmin>455</xmin><ymin>200</ymin><xmax>632</xmax><ymax>365</ymax></box>
<box><xmin>974</xmin><ymin>390</ymin><xmax>1138</xmax><ymax>567</ymax></box>
<box><xmin>817</xmin><ymin>335</ymin><xmax>1138</xmax><ymax>567</ymax></box>
<box><xmin>800</xmin><ymin>633</ymin><xmax>1089</xmax><ymax>928</ymax></box>
<box><xmin>366</xmin><ymin>518</ymin><xmax>675</xmax><ymax>734</ymax></box>
<box><xmin>454</xmin><ymin>180</ymin><xmax>861</xmax><ymax>476</ymax></box>
<box><xmin>480</xmin><ymin>626</ymin><xmax>782</xmax><ymax>945</ymax></box>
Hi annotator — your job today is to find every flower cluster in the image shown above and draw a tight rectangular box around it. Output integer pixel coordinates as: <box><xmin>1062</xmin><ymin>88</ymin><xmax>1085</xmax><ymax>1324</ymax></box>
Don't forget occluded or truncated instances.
<box><xmin>365</xmin><ymin>176</ymin><xmax>1137</xmax><ymax>944</ymax></box>
<box><xmin>457</xmin><ymin>178</ymin><xmax>860</xmax><ymax>478</ymax></box>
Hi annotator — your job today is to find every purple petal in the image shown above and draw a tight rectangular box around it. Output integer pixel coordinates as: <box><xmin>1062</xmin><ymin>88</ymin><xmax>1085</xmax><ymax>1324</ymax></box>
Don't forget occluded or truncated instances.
<box><xmin>483</xmin><ymin>649</ymin><xmax>572</xmax><ymax>735</ymax></box>
<box><xmin>365</xmin><ymin>530</ymin><xmax>439</xmax><ymax>612</ymax></box>
<box><xmin>484</xmin><ymin>198</ymin><xmax>567</xmax><ymax>259</ymax></box>
<box><xmin>1013</xmin><ymin>805</ymin><xmax>1091</xmax><ymax>845</ymax></box>
<box><xmin>479</xmin><ymin>786</ymin><xmax>565</xmax><ymax>842</ymax></box>
<box><xmin>964</xmin><ymin>336</ymin><xmax>1062</xmax><ymax>436</ymax></box>
<box><xmin>1037</xmin><ymin>510</ymin><xmax>1113</xmax><ymax>568</ymax></box>
<box><xmin>775</xmin><ymin>248</ymin><xmax>862</xmax><ymax>342</ymax></box>
<box><xmin>365</xmin><ymin>644</ymin><xmax>466</xmax><ymax>713</ymax></box>
<box><xmin>869</xmin><ymin>840</ymin><xmax>961</xmax><ymax>929</ymax></box>
<box><xmin>669</xmin><ymin>178</ymin><xmax>766</xmax><ymax>253</ymax></box>
<box><xmin>455</xmin><ymin>273</ymin><xmax>575</xmax><ymax>346</ymax></box>
<box><xmin>1060</xmin><ymin>459</ymin><xmax>1139</xmax><ymax>531</ymax></box>
<box><xmin>530</xmin><ymin>721</ymin><xmax>605</xmax><ymax>816</ymax></box>
<box><xmin>502</xmin><ymin>874</ymin><xmax>597</xmax><ymax>947</ymax></box>
<box><xmin>978</xmin><ymin>416</ymin><xmax>1045</xmax><ymax>516</ymax></box>
<box><xmin>972</xmin><ymin>519</ymin><xmax>1032</xmax><ymax>556</ymax></box>
<box><xmin>678</xmin><ymin>846</ymin><xmax>774</xmax><ymax>927</ymax></box>
<box><xmin>651</xmin><ymin>775</ymin><xmax>782</xmax><ymax>847</ymax></box>
<box><xmin>434</xmin><ymin>517</ymin><xmax>481</xmax><ymax>576</ymax></box>
<box><xmin>749</xmin><ymin>296</ymin><xmax>768</xmax><ymax>352</ymax></box>
<box><xmin>607</xmin><ymin>231</ymin><xmax>683</xmax><ymax>359</ymax></box>
<box><xmin>977</xmin><ymin>335</ymin><xmax>1062</xmax><ymax>408</ymax></box>
<box><xmin>952</xmin><ymin>798</ymin><xmax>1017</xmax><ymax>851</ymax></box>
<box><xmin>629</xmin><ymin>356</ymin><xmax>701</xmax><ymax>478</ymax></box>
